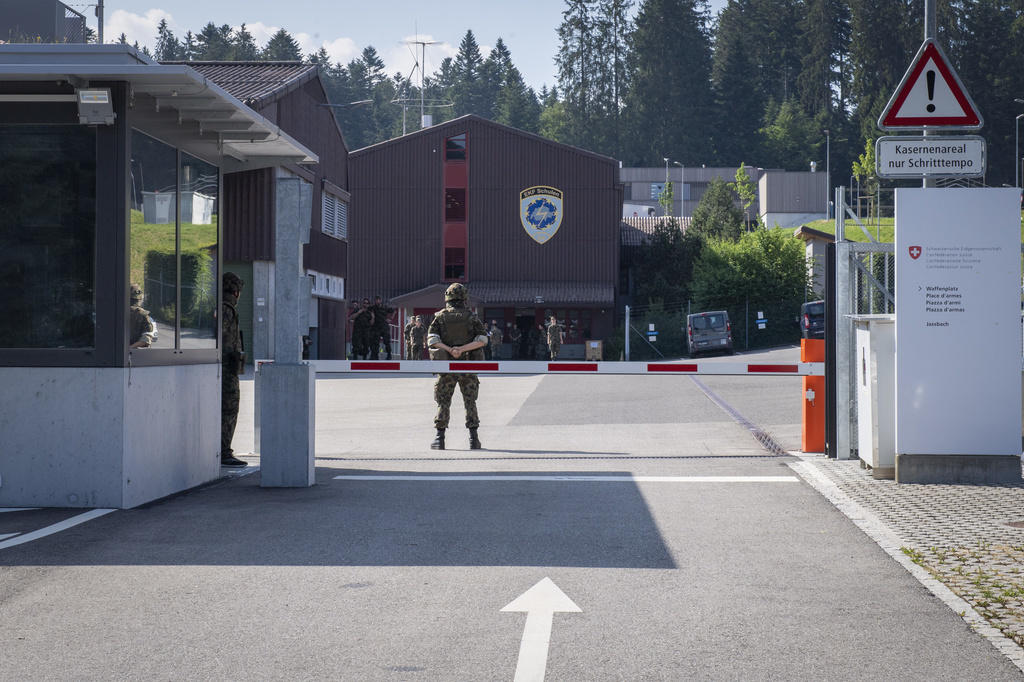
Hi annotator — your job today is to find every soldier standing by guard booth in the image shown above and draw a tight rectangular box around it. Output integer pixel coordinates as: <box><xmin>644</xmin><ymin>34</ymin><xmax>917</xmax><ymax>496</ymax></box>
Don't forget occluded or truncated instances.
<box><xmin>221</xmin><ymin>272</ymin><xmax>247</xmax><ymax>468</ymax></box>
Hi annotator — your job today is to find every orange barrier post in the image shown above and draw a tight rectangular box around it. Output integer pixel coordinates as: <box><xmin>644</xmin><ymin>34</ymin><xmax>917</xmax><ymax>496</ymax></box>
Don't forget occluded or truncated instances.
<box><xmin>801</xmin><ymin>339</ymin><xmax>825</xmax><ymax>453</ymax></box>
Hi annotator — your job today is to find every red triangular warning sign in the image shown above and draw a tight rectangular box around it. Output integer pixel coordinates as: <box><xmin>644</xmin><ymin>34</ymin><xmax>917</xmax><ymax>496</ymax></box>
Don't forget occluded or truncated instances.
<box><xmin>878</xmin><ymin>39</ymin><xmax>982</xmax><ymax>130</ymax></box>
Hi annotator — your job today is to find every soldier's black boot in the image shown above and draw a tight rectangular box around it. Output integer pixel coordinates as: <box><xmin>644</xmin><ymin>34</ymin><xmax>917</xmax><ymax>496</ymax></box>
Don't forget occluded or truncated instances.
<box><xmin>431</xmin><ymin>428</ymin><xmax>445</xmax><ymax>450</ymax></box>
<box><xmin>469</xmin><ymin>428</ymin><xmax>482</xmax><ymax>450</ymax></box>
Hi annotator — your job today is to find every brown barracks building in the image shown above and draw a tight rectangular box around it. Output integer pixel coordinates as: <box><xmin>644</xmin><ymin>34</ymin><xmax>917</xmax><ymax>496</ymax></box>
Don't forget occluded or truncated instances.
<box><xmin>348</xmin><ymin>115</ymin><xmax>623</xmax><ymax>359</ymax></box>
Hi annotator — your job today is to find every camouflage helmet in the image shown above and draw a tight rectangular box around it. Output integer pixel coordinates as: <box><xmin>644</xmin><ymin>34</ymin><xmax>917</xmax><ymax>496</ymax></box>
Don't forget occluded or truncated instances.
<box><xmin>129</xmin><ymin>282</ymin><xmax>142</xmax><ymax>303</ymax></box>
<box><xmin>223</xmin><ymin>271</ymin><xmax>244</xmax><ymax>293</ymax></box>
<box><xmin>445</xmin><ymin>283</ymin><xmax>468</xmax><ymax>302</ymax></box>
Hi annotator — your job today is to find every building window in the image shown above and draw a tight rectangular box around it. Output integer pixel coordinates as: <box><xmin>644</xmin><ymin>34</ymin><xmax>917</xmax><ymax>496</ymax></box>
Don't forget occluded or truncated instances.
<box><xmin>445</xmin><ymin>188</ymin><xmax>466</xmax><ymax>222</ymax></box>
<box><xmin>444</xmin><ymin>247</ymin><xmax>466</xmax><ymax>280</ymax></box>
<box><xmin>445</xmin><ymin>133</ymin><xmax>467</xmax><ymax>161</ymax></box>
<box><xmin>322</xmin><ymin>191</ymin><xmax>348</xmax><ymax>240</ymax></box>
<box><xmin>130</xmin><ymin>130</ymin><xmax>219</xmax><ymax>350</ymax></box>
<box><xmin>0</xmin><ymin>125</ymin><xmax>96</xmax><ymax>349</ymax></box>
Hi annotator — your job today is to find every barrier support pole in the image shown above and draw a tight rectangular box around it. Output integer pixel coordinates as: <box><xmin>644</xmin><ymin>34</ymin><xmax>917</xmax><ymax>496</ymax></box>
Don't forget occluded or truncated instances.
<box><xmin>802</xmin><ymin>339</ymin><xmax>826</xmax><ymax>453</ymax></box>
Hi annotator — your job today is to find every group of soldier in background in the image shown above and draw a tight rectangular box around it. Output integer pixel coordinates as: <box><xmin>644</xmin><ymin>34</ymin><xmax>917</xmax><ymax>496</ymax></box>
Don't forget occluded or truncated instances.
<box><xmin>479</xmin><ymin>316</ymin><xmax>565</xmax><ymax>361</ymax></box>
<box><xmin>403</xmin><ymin>314</ymin><xmax>427</xmax><ymax>359</ymax></box>
<box><xmin>348</xmin><ymin>295</ymin><xmax>396</xmax><ymax>360</ymax></box>
<box><xmin>348</xmin><ymin>296</ymin><xmax>569</xmax><ymax>362</ymax></box>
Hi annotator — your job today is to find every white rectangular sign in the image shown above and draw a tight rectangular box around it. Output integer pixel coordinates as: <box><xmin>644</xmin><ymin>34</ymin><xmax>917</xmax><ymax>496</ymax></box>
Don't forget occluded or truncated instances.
<box><xmin>876</xmin><ymin>136</ymin><xmax>985</xmax><ymax>178</ymax></box>
<box><xmin>895</xmin><ymin>188</ymin><xmax>1021</xmax><ymax>456</ymax></box>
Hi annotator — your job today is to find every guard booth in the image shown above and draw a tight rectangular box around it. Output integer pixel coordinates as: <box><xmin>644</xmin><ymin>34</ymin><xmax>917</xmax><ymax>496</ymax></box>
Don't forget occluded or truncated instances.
<box><xmin>0</xmin><ymin>45</ymin><xmax>316</xmax><ymax>508</ymax></box>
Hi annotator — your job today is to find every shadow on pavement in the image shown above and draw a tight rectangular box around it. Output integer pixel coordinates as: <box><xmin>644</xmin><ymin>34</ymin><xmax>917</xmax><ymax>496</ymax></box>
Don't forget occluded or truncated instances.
<box><xmin>0</xmin><ymin>467</ymin><xmax>677</xmax><ymax>570</ymax></box>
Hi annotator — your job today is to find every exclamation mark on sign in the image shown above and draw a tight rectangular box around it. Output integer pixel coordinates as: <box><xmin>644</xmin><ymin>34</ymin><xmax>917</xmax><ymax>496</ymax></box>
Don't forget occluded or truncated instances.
<box><xmin>926</xmin><ymin>70</ymin><xmax>936</xmax><ymax>113</ymax></box>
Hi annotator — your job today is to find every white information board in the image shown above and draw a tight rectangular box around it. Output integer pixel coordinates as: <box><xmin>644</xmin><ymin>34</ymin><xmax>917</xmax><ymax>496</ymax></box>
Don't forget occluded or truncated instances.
<box><xmin>895</xmin><ymin>188</ymin><xmax>1021</xmax><ymax>456</ymax></box>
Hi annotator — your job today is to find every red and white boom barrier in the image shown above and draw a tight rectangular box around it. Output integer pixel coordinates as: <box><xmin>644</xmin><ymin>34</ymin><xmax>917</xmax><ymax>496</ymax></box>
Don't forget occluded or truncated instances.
<box><xmin>308</xmin><ymin>359</ymin><xmax>824</xmax><ymax>376</ymax></box>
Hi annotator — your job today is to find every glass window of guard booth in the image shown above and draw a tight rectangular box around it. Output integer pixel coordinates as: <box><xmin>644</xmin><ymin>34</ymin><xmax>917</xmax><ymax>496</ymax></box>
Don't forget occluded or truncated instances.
<box><xmin>130</xmin><ymin>130</ymin><xmax>219</xmax><ymax>355</ymax></box>
<box><xmin>0</xmin><ymin>125</ymin><xmax>97</xmax><ymax>350</ymax></box>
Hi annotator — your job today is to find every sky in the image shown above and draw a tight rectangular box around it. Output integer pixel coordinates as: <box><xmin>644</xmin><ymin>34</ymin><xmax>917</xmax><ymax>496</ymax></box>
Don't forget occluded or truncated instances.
<box><xmin>88</xmin><ymin>0</ymin><xmax>728</xmax><ymax>93</ymax></box>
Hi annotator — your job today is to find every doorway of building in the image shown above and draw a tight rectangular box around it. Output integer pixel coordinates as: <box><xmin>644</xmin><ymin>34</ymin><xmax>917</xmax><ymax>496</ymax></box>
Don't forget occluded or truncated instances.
<box><xmin>514</xmin><ymin>308</ymin><xmax>538</xmax><ymax>359</ymax></box>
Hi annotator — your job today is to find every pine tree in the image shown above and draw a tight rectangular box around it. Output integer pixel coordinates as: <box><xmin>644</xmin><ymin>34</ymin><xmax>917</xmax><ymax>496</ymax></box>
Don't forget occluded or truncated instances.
<box><xmin>758</xmin><ymin>97</ymin><xmax>816</xmax><ymax>171</ymax></box>
<box><xmin>848</xmin><ymin>0</ymin><xmax>917</xmax><ymax>139</ymax></box>
<box><xmin>494</xmin><ymin>66</ymin><xmax>542</xmax><ymax>132</ymax></box>
<box><xmin>797</xmin><ymin>0</ymin><xmax>850</xmax><ymax>118</ymax></box>
<box><xmin>195</xmin><ymin>23</ymin><xmax>234</xmax><ymax>61</ymax></box>
<box><xmin>554</xmin><ymin>0</ymin><xmax>597</xmax><ymax>148</ymax></box>
<box><xmin>154</xmin><ymin>19</ymin><xmax>181</xmax><ymax>61</ymax></box>
<box><xmin>593</xmin><ymin>0</ymin><xmax>633</xmax><ymax>157</ymax></box>
<box><xmin>957</xmin><ymin>0</ymin><xmax>1023</xmax><ymax>186</ymax></box>
<box><xmin>181</xmin><ymin>32</ymin><xmax>197</xmax><ymax>61</ymax></box>
<box><xmin>262</xmin><ymin>29</ymin><xmax>302</xmax><ymax>61</ymax></box>
<box><xmin>622</xmin><ymin>0</ymin><xmax>715</xmax><ymax>166</ymax></box>
<box><xmin>232</xmin><ymin>24</ymin><xmax>260</xmax><ymax>61</ymax></box>
<box><xmin>711</xmin><ymin>0</ymin><xmax>763</xmax><ymax>165</ymax></box>
<box><xmin>748</xmin><ymin>0</ymin><xmax>803</xmax><ymax>103</ymax></box>
<box><xmin>687</xmin><ymin>176</ymin><xmax>743</xmax><ymax>242</ymax></box>
<box><xmin>450</xmin><ymin>31</ymin><xmax>490</xmax><ymax>117</ymax></box>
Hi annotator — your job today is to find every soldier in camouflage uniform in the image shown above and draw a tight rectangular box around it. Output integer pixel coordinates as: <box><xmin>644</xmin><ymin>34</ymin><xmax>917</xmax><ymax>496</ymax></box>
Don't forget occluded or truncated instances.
<box><xmin>489</xmin><ymin>320</ymin><xmax>504</xmax><ymax>360</ymax></box>
<box><xmin>349</xmin><ymin>298</ymin><xmax>374</xmax><ymax>359</ymax></box>
<box><xmin>427</xmin><ymin>284</ymin><xmax>487</xmax><ymax>450</ymax></box>
<box><xmin>527</xmin><ymin>325</ymin><xmax>540</xmax><ymax>359</ymax></box>
<box><xmin>508</xmin><ymin>325</ymin><xmax>522</xmax><ymax>359</ymax></box>
<box><xmin>409</xmin><ymin>315</ymin><xmax>427</xmax><ymax>359</ymax></box>
<box><xmin>221</xmin><ymin>272</ymin><xmax>247</xmax><ymax>467</ymax></box>
<box><xmin>370</xmin><ymin>295</ymin><xmax>395</xmax><ymax>360</ymax></box>
<box><xmin>403</xmin><ymin>317</ymin><xmax>416</xmax><ymax>359</ymax></box>
<box><xmin>128</xmin><ymin>282</ymin><xmax>156</xmax><ymax>349</ymax></box>
<box><xmin>547</xmin><ymin>316</ymin><xmax>565</xmax><ymax>360</ymax></box>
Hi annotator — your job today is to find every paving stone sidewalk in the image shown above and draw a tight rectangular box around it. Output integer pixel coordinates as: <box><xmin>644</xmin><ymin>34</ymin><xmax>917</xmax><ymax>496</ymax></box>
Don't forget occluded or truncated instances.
<box><xmin>795</xmin><ymin>454</ymin><xmax>1024</xmax><ymax>666</ymax></box>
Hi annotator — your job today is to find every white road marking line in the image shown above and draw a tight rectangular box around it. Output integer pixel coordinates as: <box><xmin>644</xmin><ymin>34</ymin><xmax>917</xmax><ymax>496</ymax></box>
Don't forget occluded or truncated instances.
<box><xmin>0</xmin><ymin>508</ymin><xmax>116</xmax><ymax>550</ymax></box>
<box><xmin>0</xmin><ymin>533</ymin><xmax>20</xmax><ymax>541</ymax></box>
<box><xmin>0</xmin><ymin>508</ymin><xmax>40</xmax><ymax>513</ymax></box>
<box><xmin>333</xmin><ymin>475</ymin><xmax>799</xmax><ymax>483</ymax></box>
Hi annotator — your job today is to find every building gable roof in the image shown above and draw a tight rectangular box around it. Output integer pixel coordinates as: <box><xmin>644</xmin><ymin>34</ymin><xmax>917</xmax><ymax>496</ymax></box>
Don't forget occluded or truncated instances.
<box><xmin>349</xmin><ymin>114</ymin><xmax>619</xmax><ymax>166</ymax></box>
<box><xmin>162</xmin><ymin>61</ymin><xmax>319</xmax><ymax>108</ymax></box>
<box><xmin>793</xmin><ymin>225</ymin><xmax>836</xmax><ymax>243</ymax></box>
<box><xmin>620</xmin><ymin>216</ymin><xmax>689</xmax><ymax>247</ymax></box>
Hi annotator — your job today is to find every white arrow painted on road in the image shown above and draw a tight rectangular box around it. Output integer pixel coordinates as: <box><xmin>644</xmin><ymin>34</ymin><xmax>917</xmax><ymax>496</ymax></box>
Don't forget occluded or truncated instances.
<box><xmin>501</xmin><ymin>577</ymin><xmax>581</xmax><ymax>682</ymax></box>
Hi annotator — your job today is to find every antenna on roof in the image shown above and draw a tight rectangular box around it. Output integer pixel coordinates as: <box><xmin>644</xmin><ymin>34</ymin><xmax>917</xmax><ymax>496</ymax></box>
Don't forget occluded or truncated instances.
<box><xmin>402</xmin><ymin>32</ymin><xmax>443</xmax><ymax>129</ymax></box>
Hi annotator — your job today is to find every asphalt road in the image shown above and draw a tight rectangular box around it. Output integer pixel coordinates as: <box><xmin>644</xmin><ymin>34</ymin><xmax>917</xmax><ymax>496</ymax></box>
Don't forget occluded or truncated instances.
<box><xmin>1</xmin><ymin>347</ymin><xmax>1021</xmax><ymax>680</ymax></box>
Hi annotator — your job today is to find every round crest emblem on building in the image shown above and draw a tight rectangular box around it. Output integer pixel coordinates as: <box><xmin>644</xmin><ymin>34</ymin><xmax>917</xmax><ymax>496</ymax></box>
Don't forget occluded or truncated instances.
<box><xmin>520</xmin><ymin>186</ymin><xmax>563</xmax><ymax>244</ymax></box>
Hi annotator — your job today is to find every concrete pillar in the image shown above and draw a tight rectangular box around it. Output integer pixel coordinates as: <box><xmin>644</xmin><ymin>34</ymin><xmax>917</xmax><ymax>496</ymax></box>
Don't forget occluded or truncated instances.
<box><xmin>256</xmin><ymin>176</ymin><xmax>316</xmax><ymax>487</ymax></box>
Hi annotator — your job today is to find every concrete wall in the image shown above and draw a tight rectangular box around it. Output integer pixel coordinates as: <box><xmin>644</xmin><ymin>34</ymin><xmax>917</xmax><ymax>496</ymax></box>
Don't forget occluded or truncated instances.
<box><xmin>806</xmin><ymin>240</ymin><xmax>828</xmax><ymax>298</ymax></box>
<box><xmin>0</xmin><ymin>365</ymin><xmax>220</xmax><ymax>508</ymax></box>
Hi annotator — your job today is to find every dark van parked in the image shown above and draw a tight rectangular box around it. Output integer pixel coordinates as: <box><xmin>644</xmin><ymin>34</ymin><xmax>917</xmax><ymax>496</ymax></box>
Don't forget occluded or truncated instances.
<box><xmin>801</xmin><ymin>300</ymin><xmax>825</xmax><ymax>339</ymax></box>
<box><xmin>686</xmin><ymin>311</ymin><xmax>733</xmax><ymax>357</ymax></box>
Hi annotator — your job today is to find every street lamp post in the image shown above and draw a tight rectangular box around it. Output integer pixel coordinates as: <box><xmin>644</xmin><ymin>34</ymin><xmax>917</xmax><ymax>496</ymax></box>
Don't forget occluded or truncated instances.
<box><xmin>1015</xmin><ymin>99</ymin><xmax>1024</xmax><ymax>188</ymax></box>
<box><xmin>662</xmin><ymin>157</ymin><xmax>670</xmax><ymax>216</ymax></box>
<box><xmin>1017</xmin><ymin>115</ymin><xmax>1024</xmax><ymax>189</ymax></box>
<box><xmin>673</xmin><ymin>161</ymin><xmax>684</xmax><ymax>218</ymax></box>
<box><xmin>824</xmin><ymin>129</ymin><xmax>830</xmax><ymax>219</ymax></box>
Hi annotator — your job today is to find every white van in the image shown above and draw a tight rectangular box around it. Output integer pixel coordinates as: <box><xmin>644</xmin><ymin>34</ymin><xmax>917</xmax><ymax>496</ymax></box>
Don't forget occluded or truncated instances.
<box><xmin>686</xmin><ymin>311</ymin><xmax>733</xmax><ymax>357</ymax></box>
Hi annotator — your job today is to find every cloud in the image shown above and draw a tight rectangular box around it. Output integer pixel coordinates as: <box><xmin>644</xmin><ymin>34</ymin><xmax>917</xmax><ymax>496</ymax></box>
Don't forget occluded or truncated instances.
<box><xmin>105</xmin><ymin>9</ymin><xmax>175</xmax><ymax>46</ymax></box>
<box><xmin>321</xmin><ymin>37</ymin><xmax>360</xmax><ymax>66</ymax></box>
<box><xmin>102</xmin><ymin>11</ymin><xmax>453</xmax><ymax>81</ymax></box>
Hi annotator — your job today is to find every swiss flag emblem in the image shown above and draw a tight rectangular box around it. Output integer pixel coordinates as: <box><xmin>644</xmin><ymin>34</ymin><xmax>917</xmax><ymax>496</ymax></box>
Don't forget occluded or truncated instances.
<box><xmin>909</xmin><ymin>246</ymin><xmax>922</xmax><ymax>260</ymax></box>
